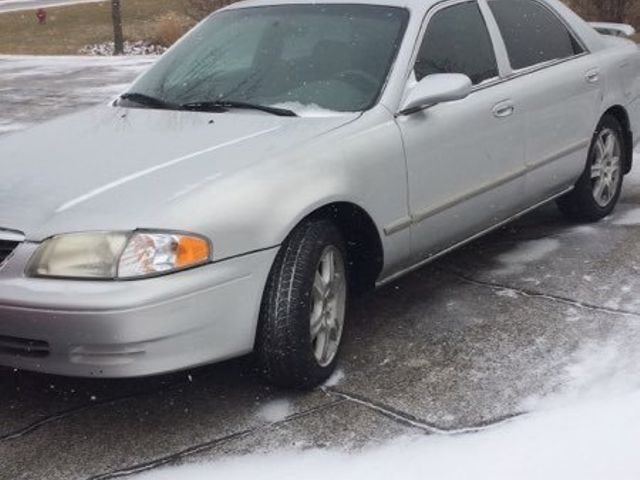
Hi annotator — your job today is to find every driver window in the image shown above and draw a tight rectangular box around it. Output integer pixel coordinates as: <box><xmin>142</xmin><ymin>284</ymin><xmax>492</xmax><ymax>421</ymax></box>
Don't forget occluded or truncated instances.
<box><xmin>415</xmin><ymin>1</ymin><xmax>499</xmax><ymax>85</ymax></box>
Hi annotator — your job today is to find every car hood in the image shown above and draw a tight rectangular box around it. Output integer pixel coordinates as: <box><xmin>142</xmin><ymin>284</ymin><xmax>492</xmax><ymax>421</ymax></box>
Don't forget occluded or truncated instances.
<box><xmin>0</xmin><ymin>106</ymin><xmax>359</xmax><ymax>241</ymax></box>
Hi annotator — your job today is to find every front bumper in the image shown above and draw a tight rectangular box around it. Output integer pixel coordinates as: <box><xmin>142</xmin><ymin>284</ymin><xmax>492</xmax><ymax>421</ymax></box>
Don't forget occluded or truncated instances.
<box><xmin>0</xmin><ymin>242</ymin><xmax>277</xmax><ymax>377</ymax></box>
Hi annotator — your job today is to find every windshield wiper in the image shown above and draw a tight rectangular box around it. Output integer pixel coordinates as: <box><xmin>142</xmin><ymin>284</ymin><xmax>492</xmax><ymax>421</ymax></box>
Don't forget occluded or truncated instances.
<box><xmin>118</xmin><ymin>92</ymin><xmax>177</xmax><ymax>110</ymax></box>
<box><xmin>180</xmin><ymin>100</ymin><xmax>297</xmax><ymax>117</ymax></box>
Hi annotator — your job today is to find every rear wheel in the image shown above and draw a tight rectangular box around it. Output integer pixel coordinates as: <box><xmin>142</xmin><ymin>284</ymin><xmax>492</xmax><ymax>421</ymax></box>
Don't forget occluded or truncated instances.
<box><xmin>256</xmin><ymin>219</ymin><xmax>347</xmax><ymax>389</ymax></box>
<box><xmin>557</xmin><ymin>115</ymin><xmax>625</xmax><ymax>222</ymax></box>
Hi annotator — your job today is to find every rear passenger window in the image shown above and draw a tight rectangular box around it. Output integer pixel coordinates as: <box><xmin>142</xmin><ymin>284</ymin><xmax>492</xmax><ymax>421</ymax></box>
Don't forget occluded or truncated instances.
<box><xmin>415</xmin><ymin>1</ymin><xmax>498</xmax><ymax>85</ymax></box>
<box><xmin>489</xmin><ymin>0</ymin><xmax>584</xmax><ymax>70</ymax></box>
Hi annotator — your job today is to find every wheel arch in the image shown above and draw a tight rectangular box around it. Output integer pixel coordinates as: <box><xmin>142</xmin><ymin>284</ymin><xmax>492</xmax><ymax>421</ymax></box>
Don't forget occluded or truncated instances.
<box><xmin>602</xmin><ymin>105</ymin><xmax>633</xmax><ymax>174</ymax></box>
<box><xmin>290</xmin><ymin>202</ymin><xmax>384</xmax><ymax>295</ymax></box>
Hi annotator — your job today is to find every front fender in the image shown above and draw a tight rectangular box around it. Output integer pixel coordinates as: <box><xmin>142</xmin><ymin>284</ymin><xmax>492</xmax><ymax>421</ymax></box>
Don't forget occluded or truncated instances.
<box><xmin>173</xmin><ymin>107</ymin><xmax>410</xmax><ymax>274</ymax></box>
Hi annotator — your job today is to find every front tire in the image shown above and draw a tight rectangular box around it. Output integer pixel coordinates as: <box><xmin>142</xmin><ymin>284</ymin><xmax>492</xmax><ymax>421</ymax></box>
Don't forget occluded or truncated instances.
<box><xmin>256</xmin><ymin>219</ymin><xmax>348</xmax><ymax>389</ymax></box>
<box><xmin>556</xmin><ymin>114</ymin><xmax>625</xmax><ymax>222</ymax></box>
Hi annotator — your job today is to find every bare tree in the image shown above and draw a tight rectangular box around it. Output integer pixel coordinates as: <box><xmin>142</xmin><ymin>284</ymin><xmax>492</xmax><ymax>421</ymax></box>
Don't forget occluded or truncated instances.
<box><xmin>111</xmin><ymin>0</ymin><xmax>124</xmax><ymax>55</ymax></box>
<box><xmin>185</xmin><ymin>0</ymin><xmax>239</xmax><ymax>21</ymax></box>
<box><xmin>564</xmin><ymin>0</ymin><xmax>636</xmax><ymax>24</ymax></box>
<box><xmin>594</xmin><ymin>0</ymin><xmax>630</xmax><ymax>23</ymax></box>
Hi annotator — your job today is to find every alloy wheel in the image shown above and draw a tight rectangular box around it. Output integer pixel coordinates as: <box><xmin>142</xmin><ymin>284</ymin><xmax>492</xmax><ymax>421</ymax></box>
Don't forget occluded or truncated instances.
<box><xmin>310</xmin><ymin>246</ymin><xmax>347</xmax><ymax>367</ymax></box>
<box><xmin>591</xmin><ymin>128</ymin><xmax>622</xmax><ymax>208</ymax></box>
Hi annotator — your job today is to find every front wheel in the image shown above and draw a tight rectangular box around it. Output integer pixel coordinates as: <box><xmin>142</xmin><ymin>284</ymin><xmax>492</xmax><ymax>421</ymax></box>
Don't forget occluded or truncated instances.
<box><xmin>256</xmin><ymin>219</ymin><xmax>348</xmax><ymax>389</ymax></box>
<box><xmin>556</xmin><ymin>115</ymin><xmax>625</xmax><ymax>222</ymax></box>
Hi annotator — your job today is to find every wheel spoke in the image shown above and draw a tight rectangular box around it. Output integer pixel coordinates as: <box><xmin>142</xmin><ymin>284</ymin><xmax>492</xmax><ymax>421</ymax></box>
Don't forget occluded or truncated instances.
<box><xmin>310</xmin><ymin>307</ymin><xmax>323</xmax><ymax>339</ymax></box>
<box><xmin>594</xmin><ymin>178</ymin><xmax>606</xmax><ymax>203</ymax></box>
<box><xmin>321</xmin><ymin>327</ymin><xmax>332</xmax><ymax>360</ymax></box>
<box><xmin>603</xmin><ymin>184</ymin><xmax>611</xmax><ymax>204</ymax></box>
<box><xmin>591</xmin><ymin>163</ymin><xmax>603</xmax><ymax>180</ymax></box>
<box><xmin>321</xmin><ymin>250</ymin><xmax>335</xmax><ymax>286</ymax></box>
<box><xmin>610</xmin><ymin>157</ymin><xmax>621</xmax><ymax>175</ymax></box>
<box><xmin>327</xmin><ymin>317</ymin><xmax>340</xmax><ymax>342</ymax></box>
<box><xmin>314</xmin><ymin>329</ymin><xmax>328</xmax><ymax>361</ymax></box>
<box><xmin>603</xmin><ymin>133</ymin><xmax>616</xmax><ymax>158</ymax></box>
<box><xmin>611</xmin><ymin>169</ymin><xmax>620</xmax><ymax>186</ymax></box>
<box><xmin>313</xmin><ymin>271</ymin><xmax>326</xmax><ymax>299</ymax></box>
<box><xmin>595</xmin><ymin>136</ymin><xmax>606</xmax><ymax>160</ymax></box>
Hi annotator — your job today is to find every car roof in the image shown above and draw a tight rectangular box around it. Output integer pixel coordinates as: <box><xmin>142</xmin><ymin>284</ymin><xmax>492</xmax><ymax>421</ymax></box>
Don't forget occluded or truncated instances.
<box><xmin>221</xmin><ymin>0</ymin><xmax>604</xmax><ymax>52</ymax></box>
<box><xmin>224</xmin><ymin>0</ymin><xmax>433</xmax><ymax>13</ymax></box>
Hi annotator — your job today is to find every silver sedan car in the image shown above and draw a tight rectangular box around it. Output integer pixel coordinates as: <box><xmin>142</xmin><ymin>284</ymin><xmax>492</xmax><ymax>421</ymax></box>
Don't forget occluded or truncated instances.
<box><xmin>1</xmin><ymin>0</ymin><xmax>639</xmax><ymax>387</ymax></box>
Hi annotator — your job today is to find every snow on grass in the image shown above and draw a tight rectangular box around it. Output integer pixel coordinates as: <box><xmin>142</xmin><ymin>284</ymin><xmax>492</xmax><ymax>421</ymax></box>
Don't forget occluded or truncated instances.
<box><xmin>256</xmin><ymin>399</ymin><xmax>293</xmax><ymax>423</ymax></box>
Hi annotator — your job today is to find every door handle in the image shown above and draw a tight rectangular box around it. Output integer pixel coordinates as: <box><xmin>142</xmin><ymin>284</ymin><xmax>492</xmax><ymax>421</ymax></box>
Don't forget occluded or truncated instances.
<box><xmin>585</xmin><ymin>69</ymin><xmax>600</xmax><ymax>84</ymax></box>
<box><xmin>492</xmin><ymin>101</ymin><xmax>515</xmax><ymax>119</ymax></box>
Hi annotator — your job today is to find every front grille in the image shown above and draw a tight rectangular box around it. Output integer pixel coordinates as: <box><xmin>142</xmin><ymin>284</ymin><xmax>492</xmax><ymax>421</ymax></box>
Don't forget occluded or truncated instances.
<box><xmin>0</xmin><ymin>240</ymin><xmax>19</xmax><ymax>264</ymax></box>
<box><xmin>0</xmin><ymin>335</ymin><xmax>50</xmax><ymax>358</ymax></box>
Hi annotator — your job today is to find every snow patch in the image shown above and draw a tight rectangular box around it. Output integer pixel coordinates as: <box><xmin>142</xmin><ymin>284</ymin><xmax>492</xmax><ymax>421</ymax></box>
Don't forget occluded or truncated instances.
<box><xmin>136</xmin><ymin>389</ymin><xmax>640</xmax><ymax>480</ymax></box>
<box><xmin>0</xmin><ymin>120</ymin><xmax>28</xmax><ymax>135</ymax></box>
<box><xmin>79</xmin><ymin>41</ymin><xmax>167</xmax><ymax>57</ymax></box>
<box><xmin>613</xmin><ymin>207</ymin><xmax>640</xmax><ymax>226</ymax></box>
<box><xmin>491</xmin><ymin>238</ymin><xmax>560</xmax><ymax>275</ymax></box>
<box><xmin>523</xmin><ymin>341</ymin><xmax>640</xmax><ymax>412</ymax></box>
<box><xmin>323</xmin><ymin>369</ymin><xmax>346</xmax><ymax>388</ymax></box>
<box><xmin>497</xmin><ymin>238</ymin><xmax>561</xmax><ymax>264</ymax></box>
<box><xmin>566</xmin><ymin>225</ymin><xmax>597</xmax><ymax>235</ymax></box>
<box><xmin>271</xmin><ymin>102</ymin><xmax>345</xmax><ymax>118</ymax></box>
<box><xmin>564</xmin><ymin>306</ymin><xmax>582</xmax><ymax>322</ymax></box>
<box><xmin>495</xmin><ymin>288</ymin><xmax>519</xmax><ymax>299</ymax></box>
<box><xmin>256</xmin><ymin>399</ymin><xmax>292</xmax><ymax>423</ymax></box>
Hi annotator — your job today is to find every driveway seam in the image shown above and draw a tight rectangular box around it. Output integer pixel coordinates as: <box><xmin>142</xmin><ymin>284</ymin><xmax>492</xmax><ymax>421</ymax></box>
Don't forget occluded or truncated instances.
<box><xmin>448</xmin><ymin>271</ymin><xmax>640</xmax><ymax>320</ymax></box>
<box><xmin>0</xmin><ymin>379</ymin><xmax>189</xmax><ymax>442</ymax></box>
<box><xmin>85</xmin><ymin>398</ymin><xmax>345</xmax><ymax>480</ymax></box>
<box><xmin>323</xmin><ymin>387</ymin><xmax>524</xmax><ymax>435</ymax></box>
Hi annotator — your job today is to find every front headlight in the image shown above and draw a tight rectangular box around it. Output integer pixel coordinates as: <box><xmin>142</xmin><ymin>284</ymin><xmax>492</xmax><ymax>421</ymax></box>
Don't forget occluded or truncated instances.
<box><xmin>27</xmin><ymin>231</ymin><xmax>211</xmax><ymax>279</ymax></box>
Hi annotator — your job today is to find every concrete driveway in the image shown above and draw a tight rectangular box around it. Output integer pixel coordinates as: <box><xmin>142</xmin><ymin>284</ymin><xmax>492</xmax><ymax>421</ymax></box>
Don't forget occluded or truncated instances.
<box><xmin>1</xmin><ymin>55</ymin><xmax>640</xmax><ymax>480</ymax></box>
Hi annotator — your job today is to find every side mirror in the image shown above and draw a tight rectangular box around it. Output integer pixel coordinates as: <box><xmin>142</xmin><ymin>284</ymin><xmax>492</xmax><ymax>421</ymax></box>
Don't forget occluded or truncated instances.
<box><xmin>399</xmin><ymin>73</ymin><xmax>472</xmax><ymax>115</ymax></box>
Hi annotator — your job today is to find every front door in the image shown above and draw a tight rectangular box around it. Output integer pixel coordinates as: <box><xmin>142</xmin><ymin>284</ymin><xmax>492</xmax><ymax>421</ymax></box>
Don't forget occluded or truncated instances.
<box><xmin>396</xmin><ymin>0</ymin><xmax>527</xmax><ymax>262</ymax></box>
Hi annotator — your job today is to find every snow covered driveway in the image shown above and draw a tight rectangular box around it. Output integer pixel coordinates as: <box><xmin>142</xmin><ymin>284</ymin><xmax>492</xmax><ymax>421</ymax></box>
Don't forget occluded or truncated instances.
<box><xmin>2</xmin><ymin>55</ymin><xmax>640</xmax><ymax>480</ymax></box>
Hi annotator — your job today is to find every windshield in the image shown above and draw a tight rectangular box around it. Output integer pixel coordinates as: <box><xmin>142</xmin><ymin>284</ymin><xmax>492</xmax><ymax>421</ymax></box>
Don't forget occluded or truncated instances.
<box><xmin>123</xmin><ymin>4</ymin><xmax>409</xmax><ymax>114</ymax></box>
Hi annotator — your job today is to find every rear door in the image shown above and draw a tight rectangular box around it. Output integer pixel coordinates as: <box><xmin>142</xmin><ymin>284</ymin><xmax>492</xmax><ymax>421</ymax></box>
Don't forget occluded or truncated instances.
<box><xmin>487</xmin><ymin>0</ymin><xmax>602</xmax><ymax>203</ymax></box>
<box><xmin>397</xmin><ymin>0</ymin><xmax>527</xmax><ymax>262</ymax></box>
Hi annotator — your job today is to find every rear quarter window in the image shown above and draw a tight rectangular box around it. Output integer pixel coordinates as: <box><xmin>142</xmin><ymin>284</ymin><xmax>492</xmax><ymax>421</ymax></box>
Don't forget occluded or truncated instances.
<box><xmin>489</xmin><ymin>0</ymin><xmax>584</xmax><ymax>70</ymax></box>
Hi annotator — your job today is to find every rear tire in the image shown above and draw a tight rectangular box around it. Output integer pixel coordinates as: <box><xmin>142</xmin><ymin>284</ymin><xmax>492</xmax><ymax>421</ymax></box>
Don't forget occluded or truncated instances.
<box><xmin>556</xmin><ymin>115</ymin><xmax>625</xmax><ymax>222</ymax></box>
<box><xmin>256</xmin><ymin>219</ymin><xmax>348</xmax><ymax>389</ymax></box>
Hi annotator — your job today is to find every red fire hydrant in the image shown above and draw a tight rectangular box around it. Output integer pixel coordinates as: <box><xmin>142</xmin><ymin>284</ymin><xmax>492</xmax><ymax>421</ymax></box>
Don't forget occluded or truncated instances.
<box><xmin>36</xmin><ymin>8</ymin><xmax>47</xmax><ymax>25</ymax></box>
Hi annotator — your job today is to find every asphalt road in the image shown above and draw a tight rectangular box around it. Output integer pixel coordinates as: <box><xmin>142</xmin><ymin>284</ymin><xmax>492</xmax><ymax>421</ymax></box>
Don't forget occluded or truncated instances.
<box><xmin>2</xmin><ymin>55</ymin><xmax>640</xmax><ymax>480</ymax></box>
<box><xmin>0</xmin><ymin>0</ymin><xmax>102</xmax><ymax>13</ymax></box>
